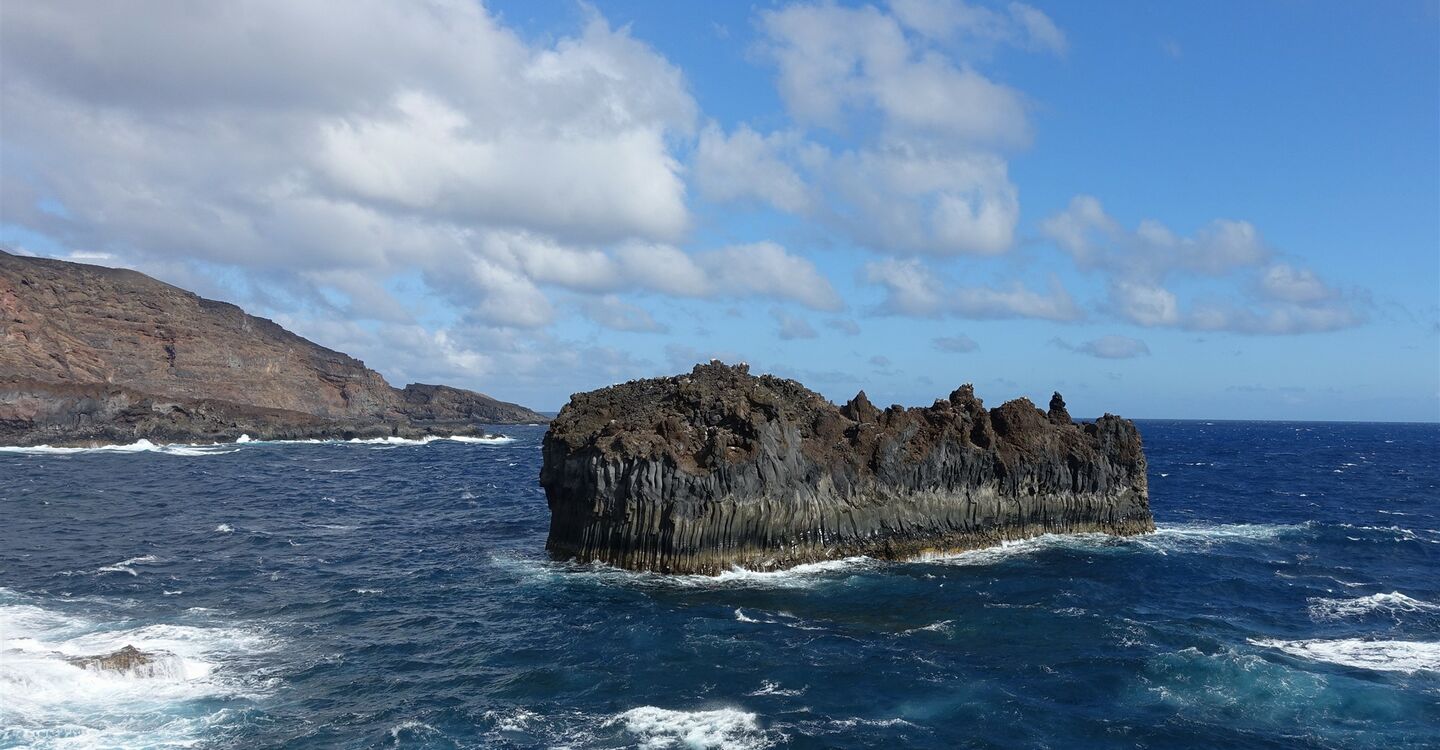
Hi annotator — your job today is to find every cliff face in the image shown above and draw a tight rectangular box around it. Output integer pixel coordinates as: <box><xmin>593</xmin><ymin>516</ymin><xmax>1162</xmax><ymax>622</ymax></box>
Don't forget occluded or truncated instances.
<box><xmin>541</xmin><ymin>362</ymin><xmax>1152</xmax><ymax>574</ymax></box>
<box><xmin>0</xmin><ymin>250</ymin><xmax>545</xmax><ymax>444</ymax></box>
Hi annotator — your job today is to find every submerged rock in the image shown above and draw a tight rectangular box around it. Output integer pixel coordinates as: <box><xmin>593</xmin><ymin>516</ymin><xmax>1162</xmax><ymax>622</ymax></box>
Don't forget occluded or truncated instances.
<box><xmin>541</xmin><ymin>362</ymin><xmax>1152</xmax><ymax>574</ymax></box>
<box><xmin>66</xmin><ymin>645</ymin><xmax>168</xmax><ymax>675</ymax></box>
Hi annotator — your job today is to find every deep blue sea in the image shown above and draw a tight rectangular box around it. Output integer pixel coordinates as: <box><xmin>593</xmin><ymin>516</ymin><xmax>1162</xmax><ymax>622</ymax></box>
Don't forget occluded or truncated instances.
<box><xmin>1</xmin><ymin>420</ymin><xmax>1437</xmax><ymax>749</ymax></box>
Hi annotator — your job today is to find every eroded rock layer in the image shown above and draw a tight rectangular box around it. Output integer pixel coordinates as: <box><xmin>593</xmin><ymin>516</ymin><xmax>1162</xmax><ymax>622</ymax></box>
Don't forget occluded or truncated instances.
<box><xmin>541</xmin><ymin>362</ymin><xmax>1152</xmax><ymax>574</ymax></box>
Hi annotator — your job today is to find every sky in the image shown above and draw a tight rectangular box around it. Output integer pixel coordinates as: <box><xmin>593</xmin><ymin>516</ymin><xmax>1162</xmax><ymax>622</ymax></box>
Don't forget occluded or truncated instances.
<box><xmin>1</xmin><ymin>1</ymin><xmax>1437</xmax><ymax>421</ymax></box>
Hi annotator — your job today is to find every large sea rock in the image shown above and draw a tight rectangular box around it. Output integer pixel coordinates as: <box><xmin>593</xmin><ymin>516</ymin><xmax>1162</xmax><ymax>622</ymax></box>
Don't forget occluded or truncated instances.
<box><xmin>541</xmin><ymin>362</ymin><xmax>1152</xmax><ymax>574</ymax></box>
<box><xmin>0</xmin><ymin>250</ymin><xmax>546</xmax><ymax>445</ymax></box>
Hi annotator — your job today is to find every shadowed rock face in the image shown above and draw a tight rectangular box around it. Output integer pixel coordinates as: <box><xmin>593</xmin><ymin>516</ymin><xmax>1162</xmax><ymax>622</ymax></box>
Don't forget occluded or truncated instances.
<box><xmin>0</xmin><ymin>250</ymin><xmax>545</xmax><ymax>445</ymax></box>
<box><xmin>541</xmin><ymin>362</ymin><xmax>1152</xmax><ymax>574</ymax></box>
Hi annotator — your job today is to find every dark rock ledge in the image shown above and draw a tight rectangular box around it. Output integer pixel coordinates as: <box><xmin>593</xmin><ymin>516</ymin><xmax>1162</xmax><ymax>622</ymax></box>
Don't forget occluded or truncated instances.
<box><xmin>541</xmin><ymin>362</ymin><xmax>1152</xmax><ymax>574</ymax></box>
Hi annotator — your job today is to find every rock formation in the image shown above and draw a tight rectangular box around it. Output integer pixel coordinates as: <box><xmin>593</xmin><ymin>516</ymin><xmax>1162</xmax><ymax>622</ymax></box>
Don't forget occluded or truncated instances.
<box><xmin>541</xmin><ymin>362</ymin><xmax>1152</xmax><ymax>574</ymax></box>
<box><xmin>0</xmin><ymin>250</ymin><xmax>545</xmax><ymax>445</ymax></box>
<box><xmin>66</xmin><ymin>645</ymin><xmax>162</xmax><ymax>674</ymax></box>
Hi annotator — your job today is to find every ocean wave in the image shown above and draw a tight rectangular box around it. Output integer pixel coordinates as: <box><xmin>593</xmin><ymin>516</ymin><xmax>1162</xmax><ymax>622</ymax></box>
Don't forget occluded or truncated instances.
<box><xmin>495</xmin><ymin>553</ymin><xmax>875</xmax><ymax>591</ymax></box>
<box><xmin>606</xmin><ymin>706</ymin><xmax>775</xmax><ymax>750</ymax></box>
<box><xmin>0</xmin><ymin>589</ymin><xmax>279</xmax><ymax>749</ymax></box>
<box><xmin>748</xmin><ymin>680</ymin><xmax>805</xmax><ymax>697</ymax></box>
<box><xmin>1307</xmin><ymin>592</ymin><xmax>1440</xmax><ymax>621</ymax></box>
<box><xmin>1250</xmin><ymin>637</ymin><xmax>1440</xmax><ymax>674</ymax></box>
<box><xmin>0</xmin><ymin>433</ymin><xmax>515</xmax><ymax>456</ymax></box>
<box><xmin>1132</xmin><ymin>522</ymin><xmax>1307</xmax><ymax>554</ymax></box>
<box><xmin>499</xmin><ymin>523</ymin><xmax>1309</xmax><ymax>587</ymax></box>
<box><xmin>96</xmin><ymin>554</ymin><xmax>160</xmax><ymax>577</ymax></box>
<box><xmin>0</xmin><ymin>439</ymin><xmax>240</xmax><ymax>456</ymax></box>
<box><xmin>917</xmin><ymin>533</ymin><xmax>1123</xmax><ymax>566</ymax></box>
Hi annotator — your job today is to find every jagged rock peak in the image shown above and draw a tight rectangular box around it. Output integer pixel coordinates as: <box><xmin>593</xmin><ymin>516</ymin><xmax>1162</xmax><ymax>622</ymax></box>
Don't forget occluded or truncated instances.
<box><xmin>1048</xmin><ymin>391</ymin><xmax>1072</xmax><ymax>425</ymax></box>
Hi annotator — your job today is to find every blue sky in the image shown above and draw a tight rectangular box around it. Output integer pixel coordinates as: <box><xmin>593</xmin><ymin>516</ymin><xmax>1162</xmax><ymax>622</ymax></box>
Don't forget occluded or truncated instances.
<box><xmin>2</xmin><ymin>1</ymin><xmax>1436</xmax><ymax>420</ymax></box>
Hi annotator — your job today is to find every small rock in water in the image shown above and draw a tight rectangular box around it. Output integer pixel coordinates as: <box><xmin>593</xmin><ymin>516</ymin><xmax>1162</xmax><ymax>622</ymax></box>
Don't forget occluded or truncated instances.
<box><xmin>66</xmin><ymin>645</ymin><xmax>161</xmax><ymax>674</ymax></box>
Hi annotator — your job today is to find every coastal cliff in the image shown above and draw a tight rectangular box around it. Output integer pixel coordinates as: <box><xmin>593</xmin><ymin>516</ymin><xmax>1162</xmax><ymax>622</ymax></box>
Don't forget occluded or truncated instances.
<box><xmin>0</xmin><ymin>250</ymin><xmax>545</xmax><ymax>445</ymax></box>
<box><xmin>541</xmin><ymin>362</ymin><xmax>1152</xmax><ymax>574</ymax></box>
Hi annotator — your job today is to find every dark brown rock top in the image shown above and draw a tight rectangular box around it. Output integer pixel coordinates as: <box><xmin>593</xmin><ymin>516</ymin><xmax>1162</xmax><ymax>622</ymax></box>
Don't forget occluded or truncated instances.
<box><xmin>542</xmin><ymin>361</ymin><xmax>1152</xmax><ymax>574</ymax></box>
<box><xmin>0</xmin><ymin>250</ymin><xmax>544</xmax><ymax>445</ymax></box>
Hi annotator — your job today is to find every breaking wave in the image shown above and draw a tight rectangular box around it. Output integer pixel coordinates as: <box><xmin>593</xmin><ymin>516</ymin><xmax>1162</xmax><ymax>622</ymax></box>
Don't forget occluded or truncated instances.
<box><xmin>0</xmin><ymin>588</ymin><xmax>278</xmax><ymax>749</ymax></box>
<box><xmin>606</xmin><ymin>706</ymin><xmax>775</xmax><ymax>750</ymax></box>
<box><xmin>1308</xmin><ymin>592</ymin><xmax>1440</xmax><ymax>621</ymax></box>
<box><xmin>0</xmin><ymin>439</ymin><xmax>240</xmax><ymax>456</ymax></box>
<box><xmin>1250</xmin><ymin>638</ymin><xmax>1440</xmax><ymax>674</ymax></box>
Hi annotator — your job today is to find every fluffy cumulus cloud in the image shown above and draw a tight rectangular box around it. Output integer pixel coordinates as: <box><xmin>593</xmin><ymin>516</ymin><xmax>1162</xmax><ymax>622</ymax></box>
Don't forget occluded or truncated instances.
<box><xmin>1042</xmin><ymin>195</ymin><xmax>1365</xmax><ymax>335</ymax></box>
<box><xmin>865</xmin><ymin>259</ymin><xmax>1082</xmax><ymax>321</ymax></box>
<box><xmin>694</xmin><ymin>0</ymin><xmax>1055</xmax><ymax>257</ymax></box>
<box><xmin>0</xmin><ymin>0</ymin><xmax>853</xmax><ymax>393</ymax></box>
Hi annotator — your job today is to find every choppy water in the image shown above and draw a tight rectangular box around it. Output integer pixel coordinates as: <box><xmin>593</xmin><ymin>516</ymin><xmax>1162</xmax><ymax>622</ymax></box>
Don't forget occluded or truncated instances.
<box><xmin>1</xmin><ymin>421</ymin><xmax>1437</xmax><ymax>749</ymax></box>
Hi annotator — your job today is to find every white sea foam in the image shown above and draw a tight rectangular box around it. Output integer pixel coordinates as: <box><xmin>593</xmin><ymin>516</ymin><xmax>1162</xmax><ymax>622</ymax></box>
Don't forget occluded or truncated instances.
<box><xmin>346</xmin><ymin>434</ymin><xmax>514</xmax><ymax>446</ymax></box>
<box><xmin>0</xmin><ymin>439</ymin><xmax>239</xmax><ymax>456</ymax></box>
<box><xmin>485</xmin><ymin>707</ymin><xmax>542</xmax><ymax>733</ymax></box>
<box><xmin>607</xmin><ymin>706</ymin><xmax>774</xmax><ymax>750</ymax></box>
<box><xmin>899</xmin><ymin>620</ymin><xmax>954</xmax><ymax>636</ymax></box>
<box><xmin>1307</xmin><ymin>592</ymin><xmax>1440</xmax><ymax>621</ymax></box>
<box><xmin>215</xmin><ymin>523</ymin><xmax>234</xmax><ymax>534</ymax></box>
<box><xmin>0</xmin><ymin>588</ymin><xmax>278</xmax><ymax>749</ymax></box>
<box><xmin>389</xmin><ymin>719</ymin><xmax>444</xmax><ymax>741</ymax></box>
<box><xmin>0</xmin><ymin>433</ymin><xmax>512</xmax><ymax>455</ymax></box>
<box><xmin>918</xmin><ymin>533</ymin><xmax>1118</xmax><ymax>566</ymax></box>
<box><xmin>448</xmin><ymin>435</ymin><xmax>516</xmax><ymax>445</ymax></box>
<box><xmin>1250</xmin><ymin>637</ymin><xmax>1440</xmax><ymax>674</ymax></box>
<box><xmin>96</xmin><ymin>554</ymin><xmax>160</xmax><ymax>577</ymax></box>
<box><xmin>1133</xmin><ymin>522</ymin><xmax>1304</xmax><ymax>554</ymax></box>
<box><xmin>692</xmin><ymin>557</ymin><xmax>873</xmax><ymax>588</ymax></box>
<box><xmin>747</xmin><ymin>680</ymin><xmax>805</xmax><ymax>697</ymax></box>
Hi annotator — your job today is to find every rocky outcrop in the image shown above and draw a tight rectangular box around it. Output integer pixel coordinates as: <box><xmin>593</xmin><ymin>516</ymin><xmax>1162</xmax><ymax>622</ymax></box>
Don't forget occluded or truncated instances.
<box><xmin>0</xmin><ymin>250</ymin><xmax>545</xmax><ymax>445</ymax></box>
<box><xmin>541</xmin><ymin>362</ymin><xmax>1152</xmax><ymax>574</ymax></box>
<box><xmin>65</xmin><ymin>645</ymin><xmax>171</xmax><ymax>675</ymax></box>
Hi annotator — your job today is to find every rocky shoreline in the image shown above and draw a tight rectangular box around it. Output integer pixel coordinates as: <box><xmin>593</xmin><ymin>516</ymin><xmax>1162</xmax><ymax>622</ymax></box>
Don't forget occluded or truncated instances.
<box><xmin>541</xmin><ymin>362</ymin><xmax>1152</xmax><ymax>574</ymax></box>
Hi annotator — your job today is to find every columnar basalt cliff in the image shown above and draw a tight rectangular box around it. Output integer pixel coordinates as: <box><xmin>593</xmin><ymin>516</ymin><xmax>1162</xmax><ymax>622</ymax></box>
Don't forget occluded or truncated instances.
<box><xmin>0</xmin><ymin>250</ymin><xmax>545</xmax><ymax>445</ymax></box>
<box><xmin>541</xmin><ymin>362</ymin><xmax>1152</xmax><ymax>574</ymax></box>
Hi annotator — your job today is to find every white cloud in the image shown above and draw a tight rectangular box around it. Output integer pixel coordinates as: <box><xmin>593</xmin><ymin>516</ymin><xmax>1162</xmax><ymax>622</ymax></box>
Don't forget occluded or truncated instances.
<box><xmin>826</xmin><ymin>318</ymin><xmax>862</xmax><ymax>336</ymax></box>
<box><xmin>694</xmin><ymin>124</ymin><xmax>812</xmax><ymax>213</ymax></box>
<box><xmin>890</xmin><ymin>0</ymin><xmax>1068</xmax><ymax>56</ymax></box>
<box><xmin>828</xmin><ymin>147</ymin><xmax>1019</xmax><ymax>255</ymax></box>
<box><xmin>1258</xmin><ymin>263</ymin><xmax>1338</xmax><ymax>304</ymax></box>
<box><xmin>1041</xmin><ymin>195</ymin><xmax>1270</xmax><ymax>280</ymax></box>
<box><xmin>1186</xmin><ymin>300</ymin><xmax>1364</xmax><ymax>335</ymax></box>
<box><xmin>933</xmin><ymin>334</ymin><xmax>980</xmax><ymax>352</ymax></box>
<box><xmin>1043</xmin><ymin>194</ymin><xmax>1365</xmax><ymax>335</ymax></box>
<box><xmin>1052</xmin><ymin>335</ymin><xmax>1151</xmax><ymax>359</ymax></box>
<box><xmin>772</xmin><ymin>308</ymin><xmax>819</xmax><ymax>340</ymax></box>
<box><xmin>580</xmin><ymin>296</ymin><xmax>667</xmax><ymax>333</ymax></box>
<box><xmin>865</xmin><ymin>258</ymin><xmax>1082</xmax><ymax>320</ymax></box>
<box><xmin>1109</xmin><ymin>280</ymin><xmax>1180</xmax><ymax>327</ymax></box>
<box><xmin>700</xmin><ymin>242</ymin><xmax>844</xmax><ymax>311</ymax></box>
<box><xmin>759</xmin><ymin>2</ymin><xmax>1032</xmax><ymax>146</ymax></box>
<box><xmin>7</xmin><ymin>3</ymin><xmax>847</xmax><ymax>342</ymax></box>
<box><xmin>712</xmin><ymin>0</ymin><xmax>1059</xmax><ymax>257</ymax></box>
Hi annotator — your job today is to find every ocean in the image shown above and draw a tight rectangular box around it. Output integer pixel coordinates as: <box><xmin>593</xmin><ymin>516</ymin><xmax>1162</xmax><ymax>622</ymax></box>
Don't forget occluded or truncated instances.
<box><xmin>1</xmin><ymin>420</ymin><xmax>1437</xmax><ymax>749</ymax></box>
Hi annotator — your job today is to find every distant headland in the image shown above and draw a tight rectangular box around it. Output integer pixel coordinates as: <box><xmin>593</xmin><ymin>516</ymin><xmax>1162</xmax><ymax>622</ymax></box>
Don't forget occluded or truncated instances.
<box><xmin>541</xmin><ymin>361</ymin><xmax>1153</xmax><ymax>574</ymax></box>
<box><xmin>0</xmin><ymin>250</ymin><xmax>545</xmax><ymax>446</ymax></box>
